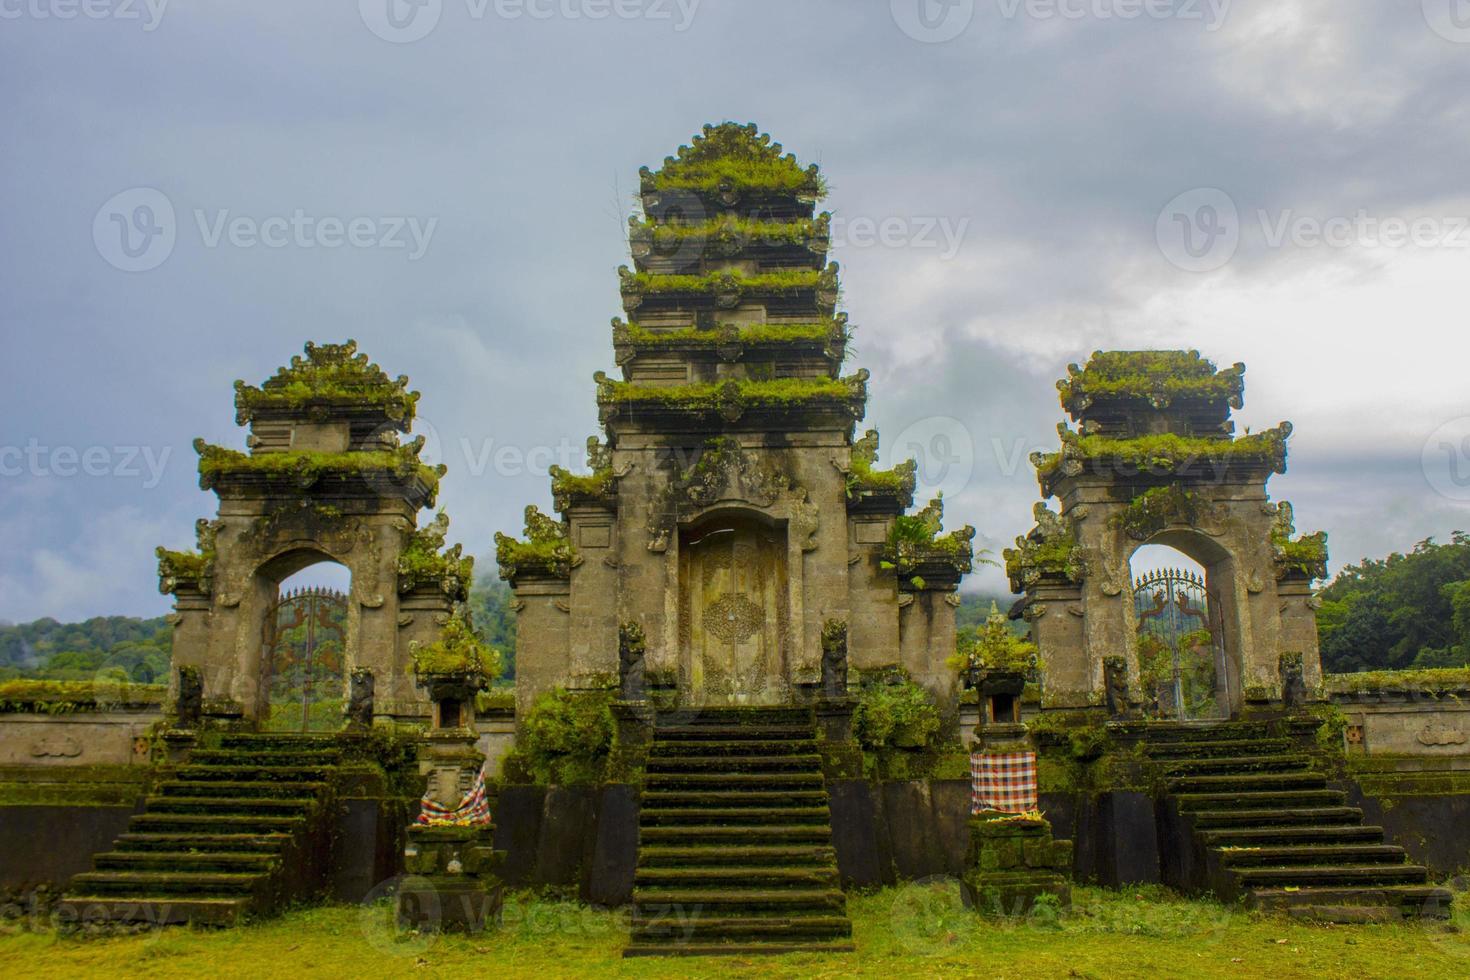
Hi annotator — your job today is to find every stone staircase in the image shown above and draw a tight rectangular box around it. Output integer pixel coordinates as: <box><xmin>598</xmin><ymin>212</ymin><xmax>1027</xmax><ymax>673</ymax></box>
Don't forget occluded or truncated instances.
<box><xmin>56</xmin><ymin>733</ymin><xmax>343</xmax><ymax>928</ymax></box>
<box><xmin>626</xmin><ymin>706</ymin><xmax>854</xmax><ymax>957</ymax></box>
<box><xmin>1148</xmin><ymin>722</ymin><xmax>1453</xmax><ymax>922</ymax></box>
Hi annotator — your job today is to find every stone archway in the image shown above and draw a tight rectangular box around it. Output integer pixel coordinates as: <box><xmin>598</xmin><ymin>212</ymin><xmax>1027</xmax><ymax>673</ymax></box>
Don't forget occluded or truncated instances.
<box><xmin>1127</xmin><ymin>531</ymin><xmax>1242</xmax><ymax>718</ymax></box>
<box><xmin>1006</xmin><ymin>351</ymin><xmax>1330</xmax><ymax>715</ymax></box>
<box><xmin>678</xmin><ymin>512</ymin><xmax>791</xmax><ymax>706</ymax></box>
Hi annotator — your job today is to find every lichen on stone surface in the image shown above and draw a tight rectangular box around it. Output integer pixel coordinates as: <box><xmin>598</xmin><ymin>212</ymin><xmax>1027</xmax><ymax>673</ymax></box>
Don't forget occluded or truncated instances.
<box><xmin>397</xmin><ymin>511</ymin><xmax>474</xmax><ymax>599</ymax></box>
<box><xmin>157</xmin><ymin>518</ymin><xmax>219</xmax><ymax>595</ymax></box>
<box><xmin>1004</xmin><ymin>502</ymin><xmax>1085</xmax><ymax>591</ymax></box>
<box><xmin>845</xmin><ymin>429</ymin><xmax>916</xmax><ymax>503</ymax></box>
<box><xmin>1058</xmin><ymin>349</ymin><xmax>1245</xmax><ymax>413</ymax></box>
<box><xmin>1032</xmin><ymin>423</ymin><xmax>1291</xmax><ymax>479</ymax></box>
<box><xmin>494</xmin><ymin>505</ymin><xmax>576</xmax><ymax>580</ymax></box>
<box><xmin>640</xmin><ymin>122</ymin><xmax>826</xmax><ymax>197</ymax></box>
<box><xmin>1268</xmin><ymin>501</ymin><xmax>1329</xmax><ymax>580</ymax></box>
<box><xmin>194</xmin><ymin>440</ymin><xmax>444</xmax><ymax>500</ymax></box>
<box><xmin>1108</xmin><ymin>484</ymin><xmax>1204</xmax><ymax>540</ymax></box>
<box><xmin>885</xmin><ymin>495</ymin><xmax>978</xmax><ymax>581</ymax></box>
<box><xmin>232</xmin><ymin>339</ymin><xmax>420</xmax><ymax>424</ymax></box>
<box><xmin>411</xmin><ymin>612</ymin><xmax>500</xmax><ymax>678</ymax></box>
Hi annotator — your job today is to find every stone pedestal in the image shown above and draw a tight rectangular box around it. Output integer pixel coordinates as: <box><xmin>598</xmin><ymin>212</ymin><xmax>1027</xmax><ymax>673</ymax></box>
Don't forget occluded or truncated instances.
<box><xmin>398</xmin><ymin>825</ymin><xmax>503</xmax><ymax>933</ymax></box>
<box><xmin>816</xmin><ymin>697</ymin><xmax>855</xmax><ymax>742</ymax></box>
<box><xmin>960</xmin><ymin>812</ymin><xmax>1072</xmax><ymax>916</ymax></box>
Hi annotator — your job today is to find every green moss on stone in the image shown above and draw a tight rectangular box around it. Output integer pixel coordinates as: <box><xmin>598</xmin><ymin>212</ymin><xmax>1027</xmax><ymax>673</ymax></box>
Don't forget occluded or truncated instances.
<box><xmin>643</xmin><ymin>122</ymin><xmax>826</xmax><ymax>197</ymax></box>
<box><xmin>1058</xmin><ymin>350</ymin><xmax>1244</xmax><ymax>410</ymax></box>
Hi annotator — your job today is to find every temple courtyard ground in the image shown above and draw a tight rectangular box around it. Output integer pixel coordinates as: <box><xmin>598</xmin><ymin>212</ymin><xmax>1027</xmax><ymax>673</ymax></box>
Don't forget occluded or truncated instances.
<box><xmin>1</xmin><ymin>882</ymin><xmax>1466</xmax><ymax>979</ymax></box>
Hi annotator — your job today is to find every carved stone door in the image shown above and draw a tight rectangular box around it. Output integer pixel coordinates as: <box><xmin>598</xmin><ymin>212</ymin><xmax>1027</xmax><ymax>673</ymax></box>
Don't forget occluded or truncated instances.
<box><xmin>682</xmin><ymin>520</ymin><xmax>788</xmax><ymax>705</ymax></box>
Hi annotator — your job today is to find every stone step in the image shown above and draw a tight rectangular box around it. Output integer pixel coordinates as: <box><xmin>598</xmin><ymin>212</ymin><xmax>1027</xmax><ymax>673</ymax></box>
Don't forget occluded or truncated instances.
<box><xmin>189</xmin><ymin>750</ymin><xmax>342</xmax><ymax>768</ymax></box>
<box><xmin>1216</xmin><ymin>844</ymin><xmax>1408</xmax><ymax>867</ymax></box>
<box><xmin>1143</xmin><ymin>738</ymin><xmax>1295</xmax><ymax>759</ymax></box>
<box><xmin>641</xmin><ymin>806</ymin><xmax>830</xmax><ymax>827</ymax></box>
<box><xmin>632</xmin><ymin>887</ymin><xmax>845</xmax><ymax>915</ymax></box>
<box><xmin>176</xmin><ymin>765</ymin><xmax>338</xmax><ymax>783</ymax></box>
<box><xmin>634</xmin><ymin>866</ymin><xmax>838</xmax><ymax>889</ymax></box>
<box><xmin>638</xmin><ymin>825</ymin><xmax>834</xmax><ymax>846</ymax></box>
<box><xmin>629</xmin><ymin>914</ymin><xmax>852</xmax><ymax>942</ymax></box>
<box><xmin>1199</xmin><ymin>824</ymin><xmax>1386</xmax><ymax>848</ymax></box>
<box><xmin>1176</xmin><ymin>789</ymin><xmax>1345</xmax><ymax>812</ymax></box>
<box><xmin>624</xmin><ymin>941</ymin><xmax>855</xmax><ymax>958</ymax></box>
<box><xmin>1157</xmin><ymin>755</ymin><xmax>1313</xmax><ymax>777</ymax></box>
<box><xmin>1232</xmin><ymin>864</ymin><xmax>1431</xmax><ymax>889</ymax></box>
<box><xmin>641</xmin><ymin>790</ymin><xmax>829</xmax><ymax>808</ymax></box>
<box><xmin>69</xmin><ymin>870</ymin><xmax>268</xmax><ymax>898</ymax></box>
<box><xmin>54</xmin><ymin>896</ymin><xmax>251</xmax><ymax>927</ymax></box>
<box><xmin>94</xmin><ymin>851</ymin><xmax>280</xmax><ymax>874</ymax></box>
<box><xmin>218</xmin><ymin>734</ymin><xmax>348</xmax><ymax>750</ymax></box>
<box><xmin>657</xmin><ymin>708</ymin><xmax>813</xmax><ymax>728</ymax></box>
<box><xmin>144</xmin><ymin>796</ymin><xmax>317</xmax><ymax>817</ymax></box>
<box><xmin>1168</xmin><ymin>772</ymin><xmax>1327</xmax><ymax>795</ymax></box>
<box><xmin>650</xmin><ymin>740</ymin><xmax>818</xmax><ymax>758</ymax></box>
<box><xmin>637</xmin><ymin>845</ymin><xmax>836</xmax><ymax>868</ymax></box>
<box><xmin>128</xmin><ymin>813</ymin><xmax>307</xmax><ymax>835</ymax></box>
<box><xmin>114</xmin><ymin>832</ymin><xmax>293</xmax><ymax>853</ymax></box>
<box><xmin>1245</xmin><ymin>885</ymin><xmax>1454</xmax><ymax>921</ymax></box>
<box><xmin>643</xmin><ymin>772</ymin><xmax>825</xmax><ymax>791</ymax></box>
<box><xmin>157</xmin><ymin>780</ymin><xmax>327</xmax><ymax>799</ymax></box>
<box><xmin>646</xmin><ymin>754</ymin><xmax>822</xmax><ymax>774</ymax></box>
<box><xmin>1187</xmin><ymin>806</ymin><xmax>1364</xmax><ymax>830</ymax></box>
<box><xmin>653</xmin><ymin>725</ymin><xmax>814</xmax><ymax>742</ymax></box>
<box><xmin>1135</xmin><ymin>722</ymin><xmax>1273</xmax><ymax>744</ymax></box>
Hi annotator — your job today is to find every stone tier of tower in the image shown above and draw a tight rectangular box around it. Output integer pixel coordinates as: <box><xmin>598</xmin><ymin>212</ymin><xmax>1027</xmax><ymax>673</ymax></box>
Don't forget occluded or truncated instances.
<box><xmin>500</xmin><ymin>124</ymin><xmax>973</xmax><ymax>714</ymax></box>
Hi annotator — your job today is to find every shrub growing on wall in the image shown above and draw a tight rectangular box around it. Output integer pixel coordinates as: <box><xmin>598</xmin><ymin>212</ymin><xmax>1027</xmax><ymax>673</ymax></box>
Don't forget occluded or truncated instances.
<box><xmin>853</xmin><ymin>673</ymin><xmax>942</xmax><ymax>752</ymax></box>
<box><xmin>509</xmin><ymin>687</ymin><xmax>615</xmax><ymax>785</ymax></box>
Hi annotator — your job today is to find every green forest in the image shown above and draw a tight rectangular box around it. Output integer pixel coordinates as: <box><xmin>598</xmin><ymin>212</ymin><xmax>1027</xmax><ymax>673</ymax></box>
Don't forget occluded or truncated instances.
<box><xmin>5</xmin><ymin>532</ymin><xmax>1468</xmax><ymax>684</ymax></box>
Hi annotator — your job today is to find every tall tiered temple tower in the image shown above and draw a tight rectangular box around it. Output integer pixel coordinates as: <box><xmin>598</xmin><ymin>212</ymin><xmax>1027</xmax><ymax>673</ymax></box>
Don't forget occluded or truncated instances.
<box><xmin>498</xmin><ymin>123</ymin><xmax>974</xmax><ymax>712</ymax></box>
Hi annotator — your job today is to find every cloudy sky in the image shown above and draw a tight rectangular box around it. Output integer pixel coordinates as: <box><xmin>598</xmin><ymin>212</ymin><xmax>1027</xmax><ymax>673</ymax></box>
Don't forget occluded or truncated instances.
<box><xmin>2</xmin><ymin>1</ymin><xmax>1469</xmax><ymax>623</ymax></box>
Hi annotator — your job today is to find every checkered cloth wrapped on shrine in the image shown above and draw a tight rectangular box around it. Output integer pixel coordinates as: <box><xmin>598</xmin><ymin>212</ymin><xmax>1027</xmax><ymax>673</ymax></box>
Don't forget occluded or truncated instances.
<box><xmin>970</xmin><ymin>751</ymin><xmax>1038</xmax><ymax>814</ymax></box>
<box><xmin>417</xmin><ymin>766</ymin><xmax>492</xmax><ymax>827</ymax></box>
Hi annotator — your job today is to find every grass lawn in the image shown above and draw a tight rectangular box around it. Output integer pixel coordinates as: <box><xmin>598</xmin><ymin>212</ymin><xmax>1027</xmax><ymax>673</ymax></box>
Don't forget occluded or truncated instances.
<box><xmin>1</xmin><ymin>882</ymin><xmax>1466</xmax><ymax>980</ymax></box>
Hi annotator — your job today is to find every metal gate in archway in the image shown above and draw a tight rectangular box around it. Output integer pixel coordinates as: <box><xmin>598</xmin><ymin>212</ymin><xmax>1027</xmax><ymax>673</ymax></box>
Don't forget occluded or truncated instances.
<box><xmin>1132</xmin><ymin>568</ymin><xmax>1225</xmax><ymax>720</ymax></box>
<box><xmin>261</xmin><ymin>586</ymin><xmax>348</xmax><ymax>732</ymax></box>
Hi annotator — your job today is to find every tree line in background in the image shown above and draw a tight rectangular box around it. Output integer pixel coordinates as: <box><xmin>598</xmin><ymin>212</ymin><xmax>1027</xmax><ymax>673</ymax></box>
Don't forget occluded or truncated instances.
<box><xmin>5</xmin><ymin>532</ymin><xmax>1467</xmax><ymax>683</ymax></box>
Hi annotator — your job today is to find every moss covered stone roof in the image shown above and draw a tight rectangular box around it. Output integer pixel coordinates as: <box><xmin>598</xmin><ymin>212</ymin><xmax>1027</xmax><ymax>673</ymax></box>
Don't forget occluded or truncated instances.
<box><xmin>640</xmin><ymin>122</ymin><xmax>825</xmax><ymax>198</ymax></box>
<box><xmin>1058</xmin><ymin>350</ymin><xmax>1245</xmax><ymax>417</ymax></box>
<box><xmin>233</xmin><ymin>340</ymin><xmax>420</xmax><ymax>425</ymax></box>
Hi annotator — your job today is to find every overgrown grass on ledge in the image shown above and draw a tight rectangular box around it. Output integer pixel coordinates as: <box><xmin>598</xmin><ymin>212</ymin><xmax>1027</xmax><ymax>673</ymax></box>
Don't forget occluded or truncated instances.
<box><xmin>0</xmin><ymin>679</ymin><xmax>166</xmax><ymax>714</ymax></box>
<box><xmin>1327</xmin><ymin>667</ymin><xmax>1470</xmax><ymax>695</ymax></box>
<box><xmin>1</xmin><ymin>884</ymin><xmax>1465</xmax><ymax>979</ymax></box>
<box><xmin>600</xmin><ymin>377</ymin><xmax>860</xmax><ymax>408</ymax></box>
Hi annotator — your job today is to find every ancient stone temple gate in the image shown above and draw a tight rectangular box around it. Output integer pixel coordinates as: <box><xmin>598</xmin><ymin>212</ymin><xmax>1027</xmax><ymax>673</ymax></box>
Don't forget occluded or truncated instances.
<box><xmin>157</xmin><ymin>341</ymin><xmax>474</xmax><ymax>723</ymax></box>
<box><xmin>1005</xmin><ymin>351</ymin><xmax>1330</xmax><ymax>716</ymax></box>
<box><xmin>497</xmin><ymin>123</ymin><xmax>975</xmax><ymax>713</ymax></box>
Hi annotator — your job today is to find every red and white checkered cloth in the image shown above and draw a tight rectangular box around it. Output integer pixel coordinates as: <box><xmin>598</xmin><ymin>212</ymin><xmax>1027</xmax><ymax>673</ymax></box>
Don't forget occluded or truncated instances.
<box><xmin>416</xmin><ymin>765</ymin><xmax>492</xmax><ymax>827</ymax></box>
<box><xmin>970</xmin><ymin>751</ymin><xmax>1038</xmax><ymax>814</ymax></box>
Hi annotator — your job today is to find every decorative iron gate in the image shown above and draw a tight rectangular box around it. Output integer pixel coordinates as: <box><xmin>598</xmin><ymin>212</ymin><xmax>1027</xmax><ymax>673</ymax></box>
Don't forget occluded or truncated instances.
<box><xmin>1132</xmin><ymin>568</ymin><xmax>1222</xmax><ymax>720</ymax></box>
<box><xmin>260</xmin><ymin>586</ymin><xmax>348</xmax><ymax>732</ymax></box>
